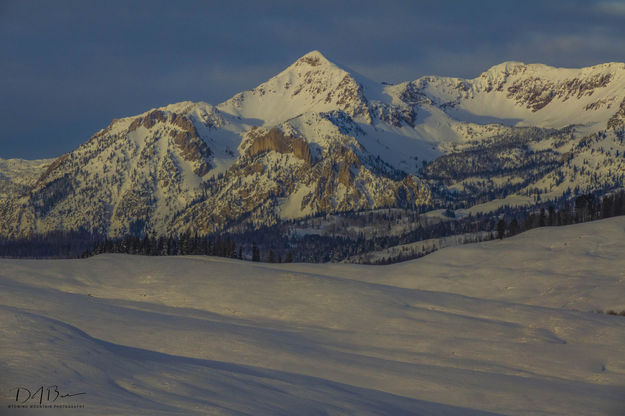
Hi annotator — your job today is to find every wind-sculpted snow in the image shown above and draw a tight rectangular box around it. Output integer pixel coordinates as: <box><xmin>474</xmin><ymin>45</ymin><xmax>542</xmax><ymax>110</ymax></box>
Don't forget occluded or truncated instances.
<box><xmin>1</xmin><ymin>218</ymin><xmax>625</xmax><ymax>415</ymax></box>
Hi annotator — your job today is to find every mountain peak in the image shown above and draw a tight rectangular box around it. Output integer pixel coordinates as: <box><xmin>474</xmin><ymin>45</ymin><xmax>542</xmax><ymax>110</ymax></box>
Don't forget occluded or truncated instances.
<box><xmin>480</xmin><ymin>61</ymin><xmax>527</xmax><ymax>78</ymax></box>
<box><xmin>294</xmin><ymin>50</ymin><xmax>332</xmax><ymax>67</ymax></box>
<box><xmin>283</xmin><ymin>50</ymin><xmax>352</xmax><ymax>78</ymax></box>
<box><xmin>217</xmin><ymin>50</ymin><xmax>377</xmax><ymax>124</ymax></box>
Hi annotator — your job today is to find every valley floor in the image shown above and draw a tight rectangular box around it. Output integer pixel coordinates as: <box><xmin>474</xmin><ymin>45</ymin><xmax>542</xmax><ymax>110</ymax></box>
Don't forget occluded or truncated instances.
<box><xmin>1</xmin><ymin>218</ymin><xmax>625</xmax><ymax>415</ymax></box>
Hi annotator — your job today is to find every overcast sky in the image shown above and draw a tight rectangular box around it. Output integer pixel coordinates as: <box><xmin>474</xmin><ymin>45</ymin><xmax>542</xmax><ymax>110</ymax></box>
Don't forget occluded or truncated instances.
<box><xmin>2</xmin><ymin>0</ymin><xmax>625</xmax><ymax>159</ymax></box>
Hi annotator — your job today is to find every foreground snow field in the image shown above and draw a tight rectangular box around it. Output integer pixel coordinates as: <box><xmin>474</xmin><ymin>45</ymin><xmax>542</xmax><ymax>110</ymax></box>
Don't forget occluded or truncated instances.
<box><xmin>1</xmin><ymin>218</ymin><xmax>625</xmax><ymax>415</ymax></box>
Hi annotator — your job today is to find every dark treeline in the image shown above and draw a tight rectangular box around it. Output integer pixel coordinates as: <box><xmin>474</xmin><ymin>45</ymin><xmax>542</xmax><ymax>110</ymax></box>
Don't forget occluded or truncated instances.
<box><xmin>90</xmin><ymin>233</ymin><xmax>237</xmax><ymax>258</ymax></box>
<box><xmin>288</xmin><ymin>215</ymin><xmax>497</xmax><ymax>263</ymax></box>
<box><xmin>2</xmin><ymin>189</ymin><xmax>625</xmax><ymax>263</ymax></box>
<box><xmin>88</xmin><ymin>232</ymin><xmax>295</xmax><ymax>263</ymax></box>
<box><xmin>369</xmin><ymin>189</ymin><xmax>625</xmax><ymax>264</ymax></box>
<box><xmin>0</xmin><ymin>230</ymin><xmax>97</xmax><ymax>259</ymax></box>
<box><xmin>496</xmin><ymin>189</ymin><xmax>625</xmax><ymax>241</ymax></box>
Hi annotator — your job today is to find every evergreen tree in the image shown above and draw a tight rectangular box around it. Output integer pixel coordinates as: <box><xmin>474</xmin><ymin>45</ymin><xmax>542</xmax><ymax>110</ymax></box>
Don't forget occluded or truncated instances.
<box><xmin>252</xmin><ymin>242</ymin><xmax>260</xmax><ymax>262</ymax></box>
<box><xmin>509</xmin><ymin>218</ymin><xmax>520</xmax><ymax>236</ymax></box>
<box><xmin>548</xmin><ymin>206</ymin><xmax>555</xmax><ymax>226</ymax></box>
<box><xmin>496</xmin><ymin>219</ymin><xmax>506</xmax><ymax>239</ymax></box>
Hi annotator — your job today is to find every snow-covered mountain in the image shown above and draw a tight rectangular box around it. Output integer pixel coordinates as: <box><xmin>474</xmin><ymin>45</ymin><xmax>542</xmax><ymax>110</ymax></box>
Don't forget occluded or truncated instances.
<box><xmin>2</xmin><ymin>51</ymin><xmax>625</xmax><ymax>237</ymax></box>
<box><xmin>417</xmin><ymin>61</ymin><xmax>625</xmax><ymax>131</ymax></box>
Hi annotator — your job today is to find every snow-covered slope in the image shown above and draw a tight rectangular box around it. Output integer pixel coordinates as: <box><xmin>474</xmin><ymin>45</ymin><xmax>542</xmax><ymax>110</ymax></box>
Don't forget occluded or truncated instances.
<box><xmin>218</xmin><ymin>50</ymin><xmax>376</xmax><ymax>124</ymax></box>
<box><xmin>1</xmin><ymin>217</ymin><xmax>625</xmax><ymax>415</ymax></box>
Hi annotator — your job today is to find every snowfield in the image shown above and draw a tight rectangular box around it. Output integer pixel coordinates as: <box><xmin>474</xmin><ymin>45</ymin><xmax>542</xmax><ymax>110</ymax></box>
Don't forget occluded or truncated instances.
<box><xmin>2</xmin><ymin>218</ymin><xmax>625</xmax><ymax>415</ymax></box>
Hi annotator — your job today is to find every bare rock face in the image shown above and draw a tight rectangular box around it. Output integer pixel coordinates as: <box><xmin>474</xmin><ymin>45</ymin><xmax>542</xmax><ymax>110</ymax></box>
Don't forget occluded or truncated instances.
<box><xmin>298</xmin><ymin>55</ymin><xmax>322</xmax><ymax>67</ymax></box>
<box><xmin>245</xmin><ymin>127</ymin><xmax>312</xmax><ymax>165</ymax></box>
<box><xmin>505</xmin><ymin>73</ymin><xmax>613</xmax><ymax>112</ymax></box>
<box><xmin>127</xmin><ymin>110</ymin><xmax>168</xmax><ymax>131</ymax></box>
<box><xmin>169</xmin><ymin>113</ymin><xmax>213</xmax><ymax>176</ymax></box>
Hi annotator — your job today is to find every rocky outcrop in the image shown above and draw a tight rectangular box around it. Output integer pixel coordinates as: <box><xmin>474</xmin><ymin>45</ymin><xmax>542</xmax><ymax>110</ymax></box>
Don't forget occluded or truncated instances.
<box><xmin>169</xmin><ymin>113</ymin><xmax>212</xmax><ymax>176</ymax></box>
<box><xmin>505</xmin><ymin>73</ymin><xmax>613</xmax><ymax>112</ymax></box>
<box><xmin>245</xmin><ymin>127</ymin><xmax>311</xmax><ymax>165</ymax></box>
<box><xmin>607</xmin><ymin>97</ymin><xmax>625</xmax><ymax>130</ymax></box>
<box><xmin>325</xmin><ymin>75</ymin><xmax>372</xmax><ymax>122</ymax></box>
<box><xmin>299</xmin><ymin>55</ymin><xmax>321</xmax><ymax>67</ymax></box>
<box><xmin>128</xmin><ymin>110</ymin><xmax>168</xmax><ymax>132</ymax></box>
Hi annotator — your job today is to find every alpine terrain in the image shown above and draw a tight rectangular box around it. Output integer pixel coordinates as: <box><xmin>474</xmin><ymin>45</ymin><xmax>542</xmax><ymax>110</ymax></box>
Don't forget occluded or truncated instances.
<box><xmin>1</xmin><ymin>51</ymin><xmax>625</xmax><ymax>258</ymax></box>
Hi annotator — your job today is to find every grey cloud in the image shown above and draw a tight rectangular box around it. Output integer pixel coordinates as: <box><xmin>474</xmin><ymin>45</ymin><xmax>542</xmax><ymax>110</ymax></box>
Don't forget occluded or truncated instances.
<box><xmin>595</xmin><ymin>1</ymin><xmax>625</xmax><ymax>15</ymax></box>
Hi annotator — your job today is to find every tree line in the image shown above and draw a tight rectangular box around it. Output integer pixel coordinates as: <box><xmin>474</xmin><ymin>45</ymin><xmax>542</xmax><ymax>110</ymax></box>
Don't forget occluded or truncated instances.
<box><xmin>1</xmin><ymin>189</ymin><xmax>624</xmax><ymax>263</ymax></box>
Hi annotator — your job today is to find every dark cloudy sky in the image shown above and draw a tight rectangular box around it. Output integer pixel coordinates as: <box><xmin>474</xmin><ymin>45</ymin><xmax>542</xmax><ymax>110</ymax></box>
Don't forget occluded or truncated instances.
<box><xmin>2</xmin><ymin>0</ymin><xmax>625</xmax><ymax>159</ymax></box>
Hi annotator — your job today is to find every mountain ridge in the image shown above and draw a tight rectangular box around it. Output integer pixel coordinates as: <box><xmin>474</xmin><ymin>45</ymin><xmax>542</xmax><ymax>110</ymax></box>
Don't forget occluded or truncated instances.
<box><xmin>1</xmin><ymin>51</ymin><xmax>624</xmax><ymax>238</ymax></box>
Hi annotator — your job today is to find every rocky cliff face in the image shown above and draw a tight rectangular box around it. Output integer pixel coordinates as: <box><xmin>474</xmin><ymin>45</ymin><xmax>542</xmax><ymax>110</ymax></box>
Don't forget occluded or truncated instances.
<box><xmin>243</xmin><ymin>127</ymin><xmax>312</xmax><ymax>165</ymax></box>
<box><xmin>2</xmin><ymin>52</ymin><xmax>625</xmax><ymax>238</ymax></box>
